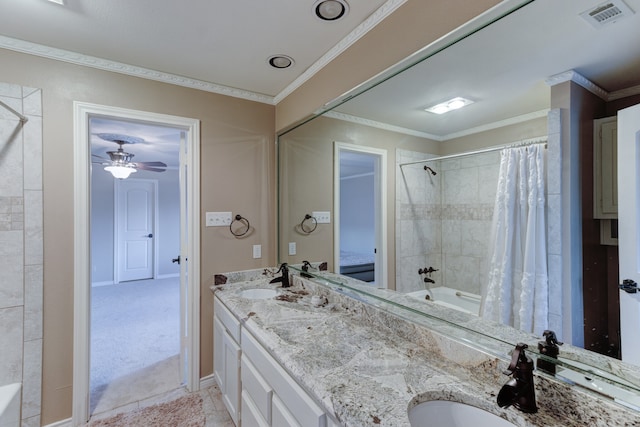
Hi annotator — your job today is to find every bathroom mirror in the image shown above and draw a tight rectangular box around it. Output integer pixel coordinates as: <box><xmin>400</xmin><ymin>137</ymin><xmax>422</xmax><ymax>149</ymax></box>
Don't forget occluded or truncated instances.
<box><xmin>278</xmin><ymin>0</ymin><xmax>640</xmax><ymax>401</ymax></box>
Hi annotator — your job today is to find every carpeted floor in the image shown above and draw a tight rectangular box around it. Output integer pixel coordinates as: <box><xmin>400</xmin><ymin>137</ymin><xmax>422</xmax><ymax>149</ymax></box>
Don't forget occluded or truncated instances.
<box><xmin>91</xmin><ymin>277</ymin><xmax>180</xmax><ymax>404</ymax></box>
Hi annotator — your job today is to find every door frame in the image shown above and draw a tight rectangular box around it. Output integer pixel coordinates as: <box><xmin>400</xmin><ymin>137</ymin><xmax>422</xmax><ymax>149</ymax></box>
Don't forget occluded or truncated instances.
<box><xmin>72</xmin><ymin>102</ymin><xmax>201</xmax><ymax>424</ymax></box>
<box><xmin>333</xmin><ymin>141</ymin><xmax>388</xmax><ymax>288</ymax></box>
<box><xmin>114</xmin><ymin>178</ymin><xmax>159</xmax><ymax>283</ymax></box>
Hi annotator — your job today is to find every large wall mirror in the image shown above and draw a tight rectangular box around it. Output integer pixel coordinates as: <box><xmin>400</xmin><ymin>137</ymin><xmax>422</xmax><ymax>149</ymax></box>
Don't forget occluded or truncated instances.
<box><xmin>278</xmin><ymin>0</ymin><xmax>640</xmax><ymax>403</ymax></box>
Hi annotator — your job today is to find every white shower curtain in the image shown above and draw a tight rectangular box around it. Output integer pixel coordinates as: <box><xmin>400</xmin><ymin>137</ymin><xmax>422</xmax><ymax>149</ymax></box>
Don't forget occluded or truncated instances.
<box><xmin>481</xmin><ymin>145</ymin><xmax>548</xmax><ymax>335</ymax></box>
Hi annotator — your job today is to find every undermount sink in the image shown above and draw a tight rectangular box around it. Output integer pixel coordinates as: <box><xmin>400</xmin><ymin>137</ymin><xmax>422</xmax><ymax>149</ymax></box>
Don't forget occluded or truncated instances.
<box><xmin>239</xmin><ymin>289</ymin><xmax>277</xmax><ymax>300</ymax></box>
<box><xmin>408</xmin><ymin>400</ymin><xmax>516</xmax><ymax>427</ymax></box>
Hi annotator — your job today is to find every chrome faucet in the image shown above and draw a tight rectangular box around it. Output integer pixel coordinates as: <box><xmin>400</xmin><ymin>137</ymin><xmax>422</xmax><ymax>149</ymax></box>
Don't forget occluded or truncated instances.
<box><xmin>269</xmin><ymin>263</ymin><xmax>291</xmax><ymax>288</ymax></box>
<box><xmin>497</xmin><ymin>343</ymin><xmax>538</xmax><ymax>413</ymax></box>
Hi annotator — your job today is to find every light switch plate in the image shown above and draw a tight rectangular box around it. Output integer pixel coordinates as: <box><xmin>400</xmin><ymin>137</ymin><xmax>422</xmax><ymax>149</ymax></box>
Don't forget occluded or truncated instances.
<box><xmin>288</xmin><ymin>242</ymin><xmax>296</xmax><ymax>255</ymax></box>
<box><xmin>252</xmin><ymin>244</ymin><xmax>261</xmax><ymax>259</ymax></box>
<box><xmin>206</xmin><ymin>211</ymin><xmax>232</xmax><ymax>227</ymax></box>
<box><xmin>312</xmin><ymin>211</ymin><xmax>331</xmax><ymax>224</ymax></box>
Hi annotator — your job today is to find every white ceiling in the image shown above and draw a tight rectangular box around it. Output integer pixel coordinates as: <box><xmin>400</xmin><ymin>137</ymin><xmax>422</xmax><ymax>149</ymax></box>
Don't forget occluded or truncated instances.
<box><xmin>3</xmin><ymin>0</ymin><xmax>639</xmax><ymax>166</ymax></box>
<box><xmin>0</xmin><ymin>0</ymin><xmax>390</xmax><ymax>99</ymax></box>
<box><xmin>333</xmin><ymin>0</ymin><xmax>640</xmax><ymax>139</ymax></box>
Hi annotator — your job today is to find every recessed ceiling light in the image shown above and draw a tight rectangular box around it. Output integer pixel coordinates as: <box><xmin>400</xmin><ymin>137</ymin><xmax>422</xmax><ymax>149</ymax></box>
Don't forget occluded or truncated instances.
<box><xmin>268</xmin><ymin>55</ymin><xmax>294</xmax><ymax>69</ymax></box>
<box><xmin>424</xmin><ymin>97</ymin><xmax>474</xmax><ymax>115</ymax></box>
<box><xmin>47</xmin><ymin>0</ymin><xmax>65</xmax><ymax>4</ymax></box>
<box><xmin>313</xmin><ymin>0</ymin><xmax>349</xmax><ymax>21</ymax></box>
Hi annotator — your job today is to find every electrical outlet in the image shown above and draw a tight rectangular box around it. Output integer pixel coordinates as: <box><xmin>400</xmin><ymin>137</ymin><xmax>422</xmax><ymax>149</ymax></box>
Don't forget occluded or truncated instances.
<box><xmin>312</xmin><ymin>211</ymin><xmax>331</xmax><ymax>224</ymax></box>
<box><xmin>288</xmin><ymin>242</ymin><xmax>296</xmax><ymax>255</ymax></box>
<box><xmin>205</xmin><ymin>211</ymin><xmax>232</xmax><ymax>227</ymax></box>
<box><xmin>252</xmin><ymin>244</ymin><xmax>261</xmax><ymax>259</ymax></box>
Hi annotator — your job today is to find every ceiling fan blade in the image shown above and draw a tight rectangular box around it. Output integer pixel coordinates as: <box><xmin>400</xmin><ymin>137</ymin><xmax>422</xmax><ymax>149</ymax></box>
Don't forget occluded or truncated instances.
<box><xmin>135</xmin><ymin>161</ymin><xmax>167</xmax><ymax>167</ymax></box>
<box><xmin>135</xmin><ymin>165</ymin><xmax>166</xmax><ymax>172</ymax></box>
<box><xmin>92</xmin><ymin>153</ymin><xmax>109</xmax><ymax>160</ymax></box>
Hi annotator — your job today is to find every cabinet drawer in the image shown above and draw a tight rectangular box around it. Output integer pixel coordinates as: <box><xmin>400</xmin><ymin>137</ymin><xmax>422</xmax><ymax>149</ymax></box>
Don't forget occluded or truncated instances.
<box><xmin>241</xmin><ymin>390</ymin><xmax>270</xmax><ymax>427</ymax></box>
<box><xmin>242</xmin><ymin>329</ymin><xmax>326</xmax><ymax>427</ymax></box>
<box><xmin>272</xmin><ymin>394</ymin><xmax>301</xmax><ymax>427</ymax></box>
<box><xmin>241</xmin><ymin>354</ymin><xmax>273</xmax><ymax>423</ymax></box>
<box><xmin>214</xmin><ymin>295</ymin><xmax>241</xmax><ymax>342</ymax></box>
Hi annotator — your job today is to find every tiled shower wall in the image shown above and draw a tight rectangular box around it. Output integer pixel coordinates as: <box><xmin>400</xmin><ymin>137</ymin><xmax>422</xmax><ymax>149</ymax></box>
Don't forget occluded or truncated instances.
<box><xmin>395</xmin><ymin>114</ymin><xmax>563</xmax><ymax>335</ymax></box>
<box><xmin>395</xmin><ymin>149</ymin><xmax>500</xmax><ymax>295</ymax></box>
<box><xmin>0</xmin><ymin>82</ymin><xmax>43</xmax><ymax>427</ymax></box>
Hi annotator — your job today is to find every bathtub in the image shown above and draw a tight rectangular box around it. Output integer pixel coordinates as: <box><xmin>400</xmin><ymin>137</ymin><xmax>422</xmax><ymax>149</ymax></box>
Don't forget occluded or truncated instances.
<box><xmin>0</xmin><ymin>383</ymin><xmax>20</xmax><ymax>427</ymax></box>
<box><xmin>406</xmin><ymin>287</ymin><xmax>481</xmax><ymax>316</ymax></box>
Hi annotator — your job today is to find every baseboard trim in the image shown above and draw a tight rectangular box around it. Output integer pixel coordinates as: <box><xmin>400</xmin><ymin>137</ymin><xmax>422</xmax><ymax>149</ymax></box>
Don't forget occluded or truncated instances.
<box><xmin>91</xmin><ymin>280</ymin><xmax>114</xmax><ymax>287</ymax></box>
<box><xmin>43</xmin><ymin>418</ymin><xmax>72</xmax><ymax>427</ymax></box>
<box><xmin>156</xmin><ymin>273</ymin><xmax>180</xmax><ymax>279</ymax></box>
<box><xmin>199</xmin><ymin>374</ymin><xmax>217</xmax><ymax>390</ymax></box>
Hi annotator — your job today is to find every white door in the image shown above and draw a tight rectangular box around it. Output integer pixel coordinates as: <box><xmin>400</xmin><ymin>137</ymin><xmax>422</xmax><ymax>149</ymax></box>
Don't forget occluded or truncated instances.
<box><xmin>617</xmin><ymin>102</ymin><xmax>640</xmax><ymax>366</ymax></box>
<box><xmin>116</xmin><ymin>179</ymin><xmax>156</xmax><ymax>282</ymax></box>
<box><xmin>334</xmin><ymin>142</ymin><xmax>387</xmax><ymax>288</ymax></box>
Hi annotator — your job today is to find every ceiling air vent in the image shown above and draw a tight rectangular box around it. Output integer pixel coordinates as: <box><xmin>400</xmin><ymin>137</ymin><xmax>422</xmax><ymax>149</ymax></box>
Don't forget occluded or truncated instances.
<box><xmin>580</xmin><ymin>0</ymin><xmax>635</xmax><ymax>28</ymax></box>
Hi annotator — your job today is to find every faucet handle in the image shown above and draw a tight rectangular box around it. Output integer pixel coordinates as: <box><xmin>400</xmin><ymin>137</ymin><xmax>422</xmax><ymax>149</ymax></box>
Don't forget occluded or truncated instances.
<box><xmin>504</xmin><ymin>343</ymin><xmax>530</xmax><ymax>376</ymax></box>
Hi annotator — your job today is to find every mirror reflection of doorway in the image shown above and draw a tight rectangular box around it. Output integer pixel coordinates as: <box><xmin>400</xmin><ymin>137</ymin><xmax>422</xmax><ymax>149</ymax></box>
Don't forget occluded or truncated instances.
<box><xmin>335</xmin><ymin>142</ymin><xmax>387</xmax><ymax>288</ymax></box>
<box><xmin>89</xmin><ymin>117</ymin><xmax>183</xmax><ymax>415</ymax></box>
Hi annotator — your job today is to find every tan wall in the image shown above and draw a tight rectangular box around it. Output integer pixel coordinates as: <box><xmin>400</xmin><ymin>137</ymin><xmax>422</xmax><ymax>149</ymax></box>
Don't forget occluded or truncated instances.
<box><xmin>275</xmin><ymin>0</ymin><xmax>503</xmax><ymax>132</ymax></box>
<box><xmin>0</xmin><ymin>48</ymin><xmax>275</xmax><ymax>424</ymax></box>
<box><xmin>278</xmin><ymin>116</ymin><xmax>439</xmax><ymax>288</ymax></box>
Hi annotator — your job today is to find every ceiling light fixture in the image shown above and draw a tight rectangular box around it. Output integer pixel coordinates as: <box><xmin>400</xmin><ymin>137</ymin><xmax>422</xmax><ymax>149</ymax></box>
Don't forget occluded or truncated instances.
<box><xmin>424</xmin><ymin>97</ymin><xmax>474</xmax><ymax>115</ymax></box>
<box><xmin>104</xmin><ymin>165</ymin><xmax>137</xmax><ymax>179</ymax></box>
<box><xmin>46</xmin><ymin>0</ymin><xmax>65</xmax><ymax>4</ymax></box>
<box><xmin>268</xmin><ymin>55</ymin><xmax>294</xmax><ymax>69</ymax></box>
<box><xmin>313</xmin><ymin>0</ymin><xmax>349</xmax><ymax>21</ymax></box>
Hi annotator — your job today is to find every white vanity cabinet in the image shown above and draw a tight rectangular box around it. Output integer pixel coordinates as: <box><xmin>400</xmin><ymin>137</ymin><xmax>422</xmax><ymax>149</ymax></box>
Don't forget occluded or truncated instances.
<box><xmin>213</xmin><ymin>297</ymin><xmax>242</xmax><ymax>426</ymax></box>
<box><xmin>240</xmin><ymin>328</ymin><xmax>330</xmax><ymax>427</ymax></box>
<box><xmin>213</xmin><ymin>294</ymin><xmax>339</xmax><ymax>427</ymax></box>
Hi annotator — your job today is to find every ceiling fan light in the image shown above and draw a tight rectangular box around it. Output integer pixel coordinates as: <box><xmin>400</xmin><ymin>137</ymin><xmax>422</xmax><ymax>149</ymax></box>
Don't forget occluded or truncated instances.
<box><xmin>105</xmin><ymin>165</ymin><xmax>137</xmax><ymax>179</ymax></box>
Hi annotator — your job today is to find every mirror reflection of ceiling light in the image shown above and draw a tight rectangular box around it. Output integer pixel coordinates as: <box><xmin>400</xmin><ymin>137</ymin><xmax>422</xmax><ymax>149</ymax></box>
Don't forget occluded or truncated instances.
<box><xmin>424</xmin><ymin>97</ymin><xmax>474</xmax><ymax>114</ymax></box>
<box><xmin>104</xmin><ymin>165</ymin><xmax>137</xmax><ymax>179</ymax></box>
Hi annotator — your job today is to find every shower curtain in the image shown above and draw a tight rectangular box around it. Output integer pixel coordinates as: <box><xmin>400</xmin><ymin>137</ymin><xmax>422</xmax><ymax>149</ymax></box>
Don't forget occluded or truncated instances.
<box><xmin>481</xmin><ymin>145</ymin><xmax>548</xmax><ymax>335</ymax></box>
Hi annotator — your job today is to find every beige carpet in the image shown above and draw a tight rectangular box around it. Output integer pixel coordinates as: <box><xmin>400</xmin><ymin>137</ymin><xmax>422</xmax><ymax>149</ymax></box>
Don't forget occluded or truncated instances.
<box><xmin>89</xmin><ymin>394</ymin><xmax>205</xmax><ymax>427</ymax></box>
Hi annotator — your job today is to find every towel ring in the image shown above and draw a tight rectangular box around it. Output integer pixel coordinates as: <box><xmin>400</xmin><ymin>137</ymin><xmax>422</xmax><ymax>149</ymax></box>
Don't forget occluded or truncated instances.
<box><xmin>300</xmin><ymin>214</ymin><xmax>318</xmax><ymax>234</ymax></box>
<box><xmin>230</xmin><ymin>214</ymin><xmax>250</xmax><ymax>237</ymax></box>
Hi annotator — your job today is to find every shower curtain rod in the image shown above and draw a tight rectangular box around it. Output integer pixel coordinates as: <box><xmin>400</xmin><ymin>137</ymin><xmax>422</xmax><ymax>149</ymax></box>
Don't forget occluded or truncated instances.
<box><xmin>399</xmin><ymin>136</ymin><xmax>547</xmax><ymax>167</ymax></box>
<box><xmin>0</xmin><ymin>99</ymin><xmax>28</xmax><ymax>123</ymax></box>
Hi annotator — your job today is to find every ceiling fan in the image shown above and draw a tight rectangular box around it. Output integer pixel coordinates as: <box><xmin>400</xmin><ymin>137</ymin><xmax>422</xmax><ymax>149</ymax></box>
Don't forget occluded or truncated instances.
<box><xmin>92</xmin><ymin>133</ymin><xmax>168</xmax><ymax>179</ymax></box>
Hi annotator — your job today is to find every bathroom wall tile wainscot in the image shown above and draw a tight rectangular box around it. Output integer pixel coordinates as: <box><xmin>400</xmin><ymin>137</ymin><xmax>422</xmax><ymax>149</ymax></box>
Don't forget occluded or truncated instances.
<box><xmin>212</xmin><ymin>269</ymin><xmax>640</xmax><ymax>426</ymax></box>
<box><xmin>0</xmin><ymin>82</ymin><xmax>44</xmax><ymax>427</ymax></box>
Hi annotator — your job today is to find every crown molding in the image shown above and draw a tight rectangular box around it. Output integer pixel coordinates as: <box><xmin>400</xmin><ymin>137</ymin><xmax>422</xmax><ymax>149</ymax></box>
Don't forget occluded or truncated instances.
<box><xmin>324</xmin><ymin>111</ymin><xmax>441</xmax><ymax>140</ymax></box>
<box><xmin>608</xmin><ymin>84</ymin><xmax>640</xmax><ymax>101</ymax></box>
<box><xmin>273</xmin><ymin>0</ymin><xmax>408</xmax><ymax>104</ymax></box>
<box><xmin>324</xmin><ymin>109</ymin><xmax>550</xmax><ymax>141</ymax></box>
<box><xmin>442</xmin><ymin>109</ymin><xmax>550</xmax><ymax>140</ymax></box>
<box><xmin>545</xmin><ymin>70</ymin><xmax>608</xmax><ymax>100</ymax></box>
<box><xmin>0</xmin><ymin>35</ymin><xmax>275</xmax><ymax>105</ymax></box>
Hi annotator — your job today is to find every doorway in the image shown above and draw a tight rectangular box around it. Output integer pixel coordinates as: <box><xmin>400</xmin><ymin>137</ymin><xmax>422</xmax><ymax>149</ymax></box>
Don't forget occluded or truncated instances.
<box><xmin>89</xmin><ymin>118</ymin><xmax>181</xmax><ymax>414</ymax></box>
<box><xmin>334</xmin><ymin>142</ymin><xmax>387</xmax><ymax>287</ymax></box>
<box><xmin>73</xmin><ymin>102</ymin><xmax>201</xmax><ymax>425</ymax></box>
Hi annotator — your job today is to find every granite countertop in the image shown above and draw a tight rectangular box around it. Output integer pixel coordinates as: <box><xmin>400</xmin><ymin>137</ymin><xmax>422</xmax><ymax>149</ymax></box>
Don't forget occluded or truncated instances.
<box><xmin>212</xmin><ymin>272</ymin><xmax>640</xmax><ymax>427</ymax></box>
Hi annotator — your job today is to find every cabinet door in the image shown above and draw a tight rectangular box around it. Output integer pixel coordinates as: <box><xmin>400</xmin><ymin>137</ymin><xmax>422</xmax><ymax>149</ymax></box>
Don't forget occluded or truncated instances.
<box><xmin>213</xmin><ymin>316</ymin><xmax>226</xmax><ymax>393</ymax></box>
<box><xmin>222</xmin><ymin>328</ymin><xmax>241</xmax><ymax>426</ymax></box>
<box><xmin>214</xmin><ymin>315</ymin><xmax>241</xmax><ymax>425</ymax></box>
<box><xmin>594</xmin><ymin>116</ymin><xmax>618</xmax><ymax>218</ymax></box>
